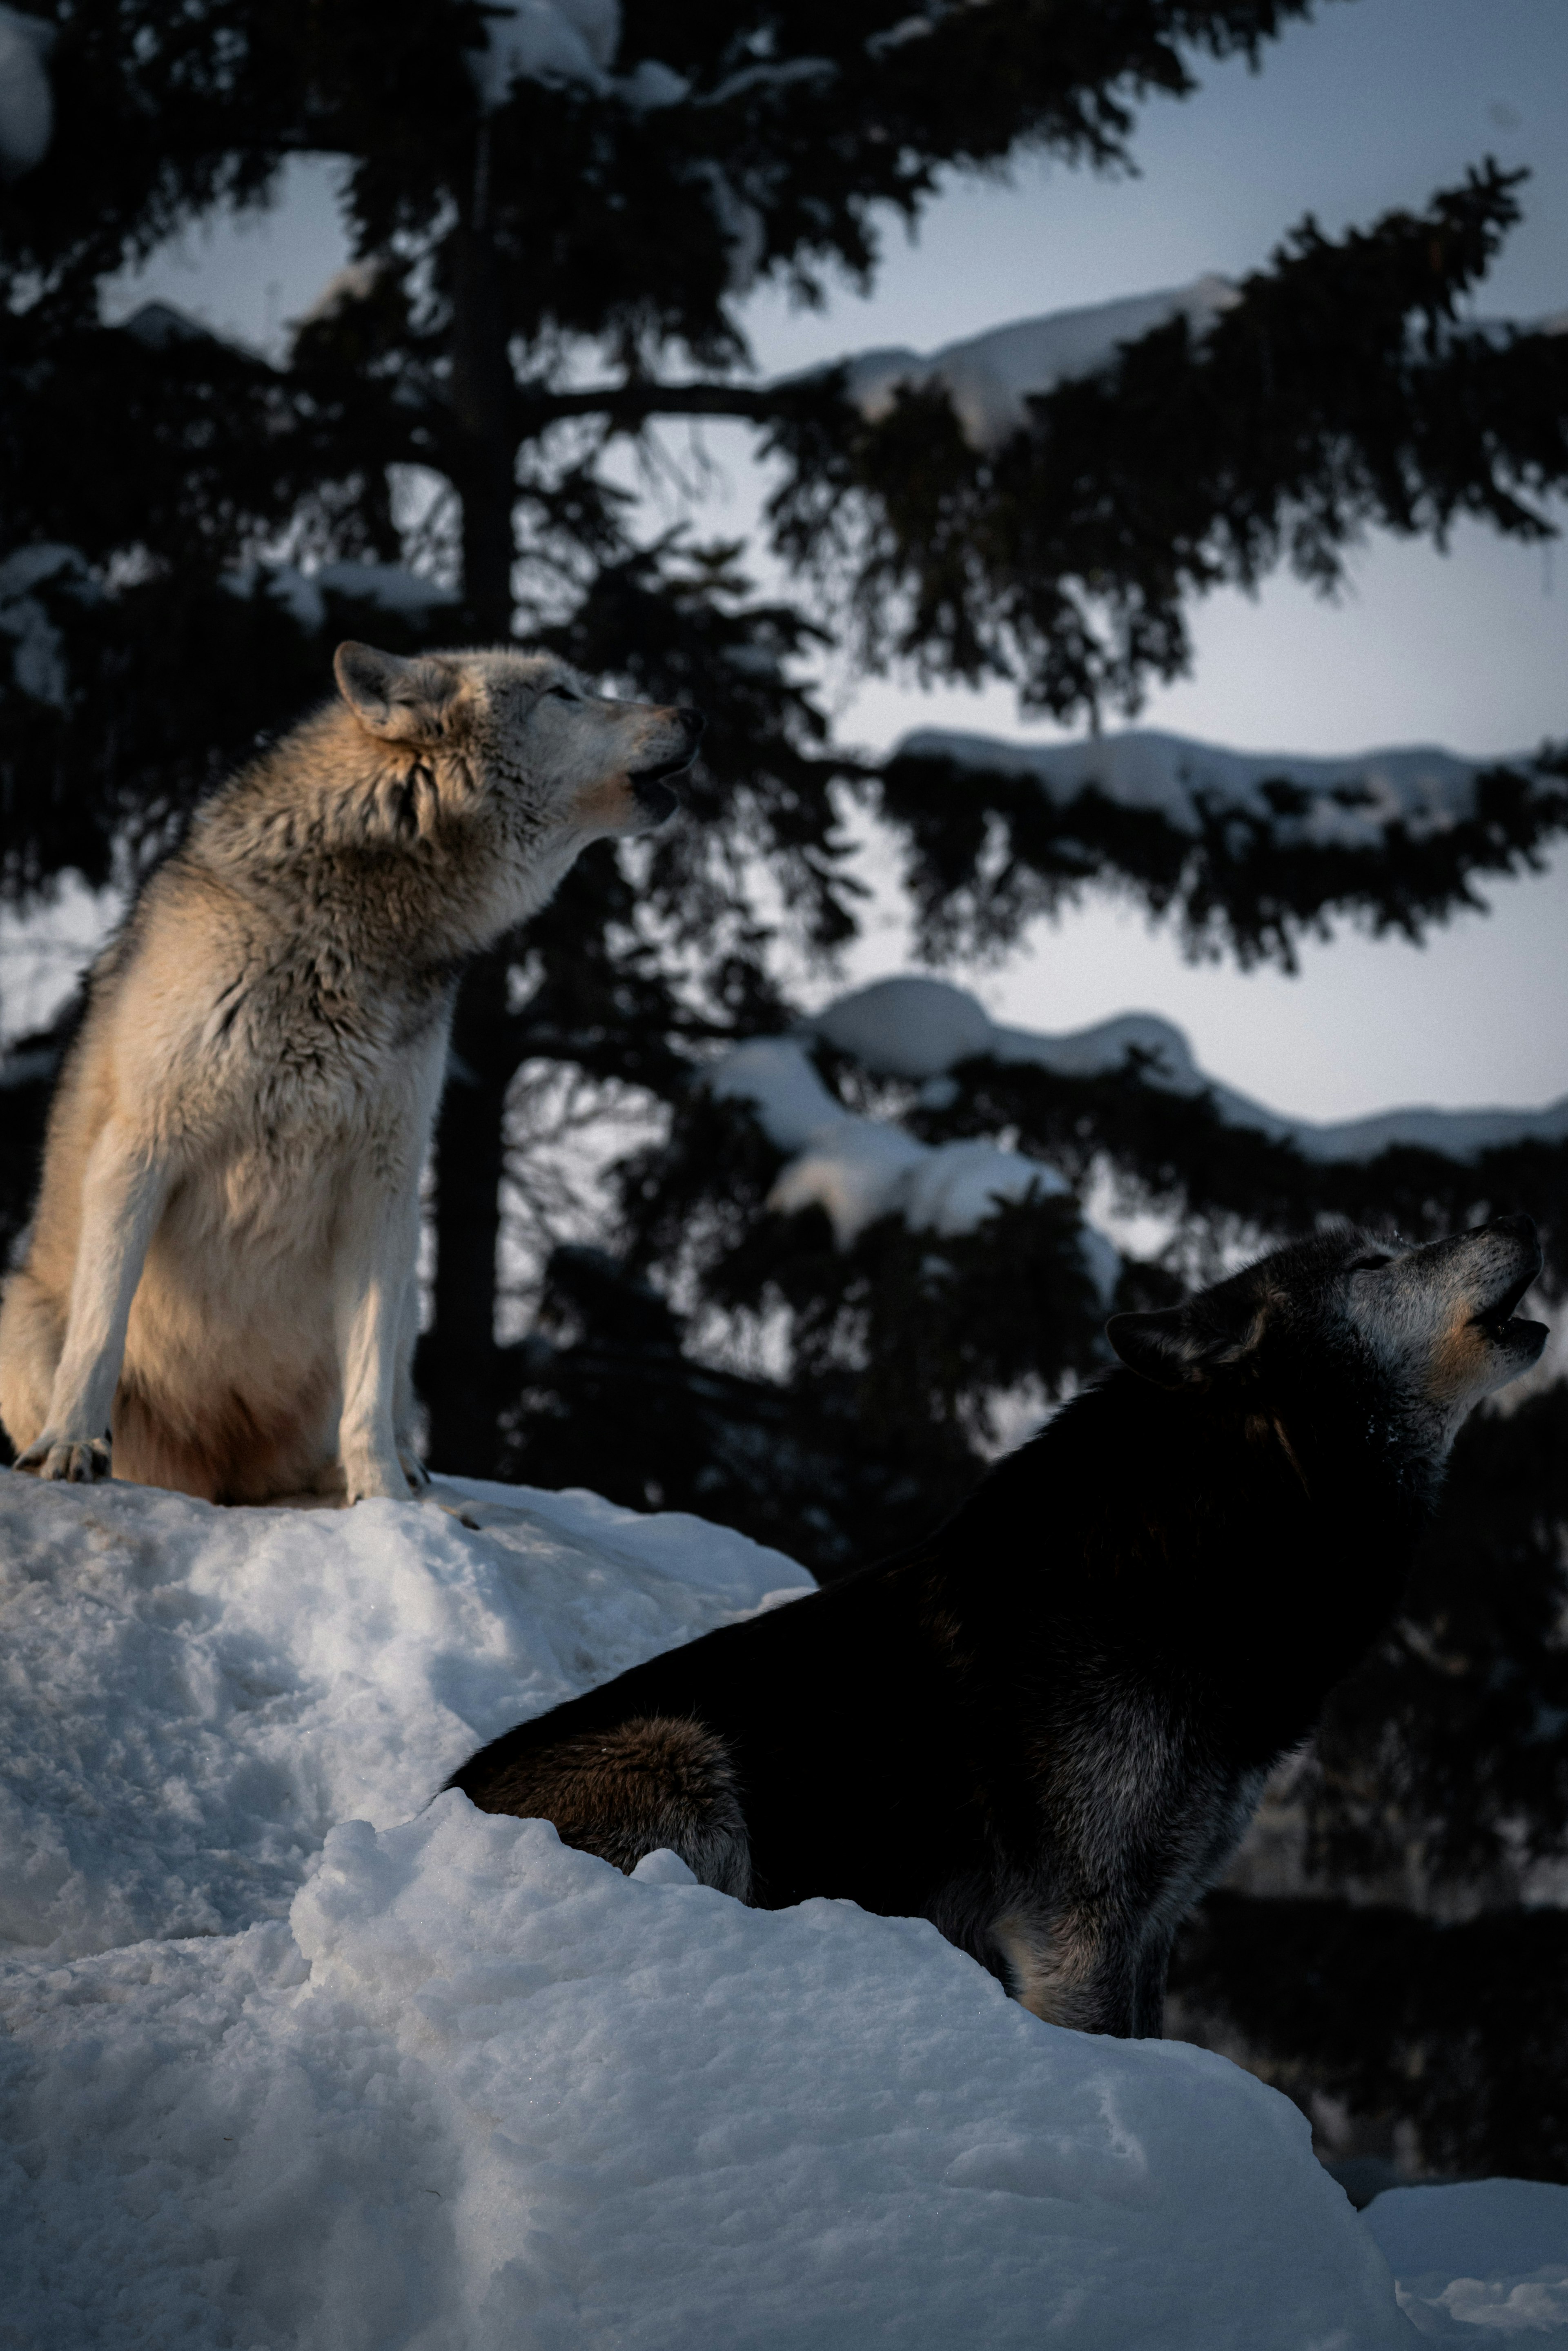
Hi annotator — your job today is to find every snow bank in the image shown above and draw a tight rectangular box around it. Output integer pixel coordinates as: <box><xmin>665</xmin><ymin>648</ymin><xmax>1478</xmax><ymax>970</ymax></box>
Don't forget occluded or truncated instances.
<box><xmin>0</xmin><ymin>1471</ymin><xmax>1439</xmax><ymax>2345</ymax></box>
<box><xmin>808</xmin><ymin>975</ymin><xmax>1568</xmax><ymax>1166</ymax></box>
<box><xmin>1364</xmin><ymin>2180</ymin><xmax>1568</xmax><ymax>2338</ymax></box>
<box><xmin>0</xmin><ymin>1471</ymin><xmax>806</xmax><ymax>1962</ymax></box>
<box><xmin>838</xmin><ymin>278</ymin><xmax>1238</xmax><ymax>451</ymax></box>
<box><xmin>708</xmin><ymin>1032</ymin><xmax>1119</xmax><ymax>1294</ymax></box>
<box><xmin>895</xmin><ymin>722</ymin><xmax>1526</xmax><ymax>849</ymax></box>
<box><xmin>0</xmin><ymin>4</ymin><xmax>52</xmax><ymax>182</ymax></box>
<box><xmin>1</xmin><ymin>1798</ymin><xmax>1415</xmax><ymax>2351</ymax></box>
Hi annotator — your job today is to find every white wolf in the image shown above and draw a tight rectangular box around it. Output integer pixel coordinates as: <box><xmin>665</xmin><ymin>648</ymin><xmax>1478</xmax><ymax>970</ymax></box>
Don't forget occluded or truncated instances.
<box><xmin>0</xmin><ymin>641</ymin><xmax>702</xmax><ymax>1504</ymax></box>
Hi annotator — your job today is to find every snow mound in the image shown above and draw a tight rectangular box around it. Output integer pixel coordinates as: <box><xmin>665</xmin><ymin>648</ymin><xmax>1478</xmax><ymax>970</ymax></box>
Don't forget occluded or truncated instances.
<box><xmin>1364</xmin><ymin>2180</ymin><xmax>1568</xmax><ymax>2338</ymax></box>
<box><xmin>0</xmin><ymin>1469</ymin><xmax>1550</xmax><ymax>2343</ymax></box>
<box><xmin>0</xmin><ymin>1794</ymin><xmax>1414</xmax><ymax>2350</ymax></box>
<box><xmin>806</xmin><ymin>976</ymin><xmax>1568</xmax><ymax>1168</ymax></box>
<box><xmin>0</xmin><ymin>1470</ymin><xmax>806</xmax><ymax>1962</ymax></box>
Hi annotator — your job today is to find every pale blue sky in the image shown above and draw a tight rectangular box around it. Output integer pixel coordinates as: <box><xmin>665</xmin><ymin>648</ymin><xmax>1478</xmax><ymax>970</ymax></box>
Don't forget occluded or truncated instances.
<box><xmin>79</xmin><ymin>0</ymin><xmax>1568</xmax><ymax>1116</ymax></box>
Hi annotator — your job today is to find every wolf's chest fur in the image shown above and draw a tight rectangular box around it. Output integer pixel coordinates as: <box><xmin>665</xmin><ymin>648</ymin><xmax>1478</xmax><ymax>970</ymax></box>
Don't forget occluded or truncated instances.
<box><xmin>196</xmin><ymin>923</ymin><xmax>460</xmax><ymax>1150</ymax></box>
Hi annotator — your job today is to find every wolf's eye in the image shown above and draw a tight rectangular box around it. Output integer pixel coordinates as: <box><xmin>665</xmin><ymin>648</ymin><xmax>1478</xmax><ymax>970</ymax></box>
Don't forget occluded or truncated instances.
<box><xmin>1348</xmin><ymin>1253</ymin><xmax>1392</xmax><ymax>1272</ymax></box>
<box><xmin>544</xmin><ymin>683</ymin><xmax>579</xmax><ymax>703</ymax></box>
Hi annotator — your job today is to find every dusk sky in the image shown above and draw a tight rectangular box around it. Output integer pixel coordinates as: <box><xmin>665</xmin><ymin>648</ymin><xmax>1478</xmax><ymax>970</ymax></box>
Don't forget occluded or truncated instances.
<box><xmin>70</xmin><ymin>0</ymin><xmax>1568</xmax><ymax>1117</ymax></box>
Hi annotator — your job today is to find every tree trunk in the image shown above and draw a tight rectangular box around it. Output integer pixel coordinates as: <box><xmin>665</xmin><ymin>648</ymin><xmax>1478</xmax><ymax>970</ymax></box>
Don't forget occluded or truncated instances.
<box><xmin>449</xmin><ymin>127</ymin><xmax>516</xmax><ymax>640</ymax></box>
<box><xmin>422</xmin><ymin>953</ymin><xmax>515</xmax><ymax>1475</ymax></box>
<box><xmin>421</xmin><ymin>132</ymin><xmax>521</xmax><ymax>1472</ymax></box>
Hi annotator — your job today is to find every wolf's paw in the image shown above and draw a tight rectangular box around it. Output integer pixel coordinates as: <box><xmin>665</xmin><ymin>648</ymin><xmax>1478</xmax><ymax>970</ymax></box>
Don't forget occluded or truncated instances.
<box><xmin>398</xmin><ymin>1445</ymin><xmax>432</xmax><ymax>1493</ymax></box>
<box><xmin>338</xmin><ymin>1436</ymin><xmax>419</xmax><ymax>1504</ymax></box>
<box><xmin>18</xmin><ymin>1432</ymin><xmax>112</xmax><ymax>1483</ymax></box>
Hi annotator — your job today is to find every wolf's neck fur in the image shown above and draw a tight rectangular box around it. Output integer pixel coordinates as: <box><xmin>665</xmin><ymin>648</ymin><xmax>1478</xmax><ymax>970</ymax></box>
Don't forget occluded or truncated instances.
<box><xmin>182</xmin><ymin>704</ymin><xmax>548</xmax><ymax>967</ymax></box>
<box><xmin>926</xmin><ymin>1366</ymin><xmax>1437</xmax><ymax>1769</ymax></box>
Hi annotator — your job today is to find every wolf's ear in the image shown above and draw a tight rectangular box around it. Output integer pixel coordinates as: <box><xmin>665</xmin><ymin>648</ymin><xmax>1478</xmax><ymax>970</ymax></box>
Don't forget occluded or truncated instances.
<box><xmin>1105</xmin><ymin>1304</ymin><xmax>1260</xmax><ymax>1388</ymax></box>
<box><xmin>334</xmin><ymin>642</ymin><xmax>461</xmax><ymax>744</ymax></box>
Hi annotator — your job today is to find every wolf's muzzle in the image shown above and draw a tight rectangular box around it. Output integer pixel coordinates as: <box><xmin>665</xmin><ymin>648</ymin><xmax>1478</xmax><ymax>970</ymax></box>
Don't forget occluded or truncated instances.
<box><xmin>631</xmin><ymin>706</ymin><xmax>706</xmax><ymax>819</ymax></box>
<box><xmin>1466</xmin><ymin>1213</ymin><xmax>1547</xmax><ymax>1354</ymax></box>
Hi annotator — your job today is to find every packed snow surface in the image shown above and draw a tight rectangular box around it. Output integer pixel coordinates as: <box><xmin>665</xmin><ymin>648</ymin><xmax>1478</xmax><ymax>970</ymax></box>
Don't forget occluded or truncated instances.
<box><xmin>2</xmin><ymin>1466</ymin><xmax>1538</xmax><ymax>2347</ymax></box>
<box><xmin>0</xmin><ymin>1471</ymin><xmax>807</xmax><ymax>1962</ymax></box>
<box><xmin>1363</xmin><ymin>2181</ymin><xmax>1568</xmax><ymax>2338</ymax></box>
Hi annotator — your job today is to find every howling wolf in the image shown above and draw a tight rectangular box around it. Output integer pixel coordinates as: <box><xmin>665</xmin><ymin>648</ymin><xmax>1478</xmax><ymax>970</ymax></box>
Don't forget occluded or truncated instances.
<box><xmin>448</xmin><ymin>1215</ymin><xmax>1547</xmax><ymax>2036</ymax></box>
<box><xmin>0</xmin><ymin>642</ymin><xmax>702</xmax><ymax>1505</ymax></box>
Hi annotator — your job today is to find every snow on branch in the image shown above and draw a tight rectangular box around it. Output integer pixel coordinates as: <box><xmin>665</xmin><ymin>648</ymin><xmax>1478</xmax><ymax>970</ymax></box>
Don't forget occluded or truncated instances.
<box><xmin>707</xmin><ymin>1031</ymin><xmax>1120</xmax><ymax>1296</ymax></box>
<box><xmin>822</xmin><ymin>276</ymin><xmax>1566</xmax><ymax>457</ymax></box>
<box><xmin>0</xmin><ymin>6</ymin><xmax>53</xmax><ymax>182</ymax></box>
<box><xmin>808</xmin><ymin>976</ymin><xmax>1568</xmax><ymax>1166</ymax></box>
<box><xmin>0</xmin><ymin>544</ymin><xmax>92</xmax><ymax>707</ymax></box>
<box><xmin>468</xmin><ymin>0</ymin><xmax>691</xmax><ymax>111</ymax></box>
<box><xmin>228</xmin><ymin>562</ymin><xmax>460</xmax><ymax>635</ymax></box>
<box><xmin>893</xmin><ymin>724</ymin><xmax>1523</xmax><ymax>850</ymax></box>
<box><xmin>876</xmin><ymin>722</ymin><xmax>1568</xmax><ymax>968</ymax></box>
<box><xmin>705</xmin><ymin>958</ymin><xmax>1567</xmax><ymax>1286</ymax></box>
<box><xmin>837</xmin><ymin>279</ymin><xmax>1239</xmax><ymax>452</ymax></box>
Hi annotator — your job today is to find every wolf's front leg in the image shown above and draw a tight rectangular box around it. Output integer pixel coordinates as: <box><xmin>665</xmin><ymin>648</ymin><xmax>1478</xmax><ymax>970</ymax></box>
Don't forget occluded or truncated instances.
<box><xmin>334</xmin><ymin>1167</ymin><xmax>426</xmax><ymax>1504</ymax></box>
<box><xmin>17</xmin><ymin>1122</ymin><xmax>167</xmax><ymax>1483</ymax></box>
<box><xmin>989</xmin><ymin>1901</ymin><xmax>1147</xmax><ymax>2037</ymax></box>
<box><xmin>392</xmin><ymin>1261</ymin><xmax>431</xmax><ymax>1491</ymax></box>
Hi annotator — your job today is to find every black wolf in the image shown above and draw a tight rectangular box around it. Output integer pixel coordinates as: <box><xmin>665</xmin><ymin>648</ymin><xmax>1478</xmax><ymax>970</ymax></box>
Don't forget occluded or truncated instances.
<box><xmin>448</xmin><ymin>1217</ymin><xmax>1547</xmax><ymax>2036</ymax></box>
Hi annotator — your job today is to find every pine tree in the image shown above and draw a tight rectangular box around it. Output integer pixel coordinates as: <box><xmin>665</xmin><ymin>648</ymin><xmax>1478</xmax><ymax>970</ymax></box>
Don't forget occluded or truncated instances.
<box><xmin>5</xmin><ymin>0</ymin><xmax>1568</xmax><ymax>1460</ymax></box>
<box><xmin>3</xmin><ymin>0</ymin><xmax>1568</xmax><ymax>2180</ymax></box>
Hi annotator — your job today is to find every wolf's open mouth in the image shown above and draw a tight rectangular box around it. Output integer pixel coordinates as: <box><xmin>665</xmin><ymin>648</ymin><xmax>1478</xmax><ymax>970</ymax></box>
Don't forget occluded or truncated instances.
<box><xmin>1471</xmin><ymin>1261</ymin><xmax>1542</xmax><ymax>1342</ymax></box>
<box><xmin>630</xmin><ymin>746</ymin><xmax>698</xmax><ymax>820</ymax></box>
<box><xmin>635</xmin><ymin>747</ymin><xmax>698</xmax><ymax>784</ymax></box>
